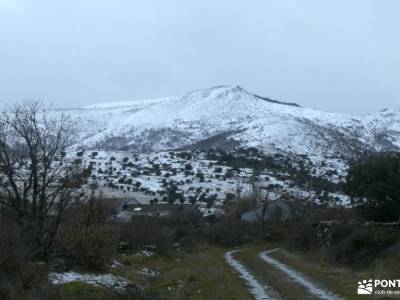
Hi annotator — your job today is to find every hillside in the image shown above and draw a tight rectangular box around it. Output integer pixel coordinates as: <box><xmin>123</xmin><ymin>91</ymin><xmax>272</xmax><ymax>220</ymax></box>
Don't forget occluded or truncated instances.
<box><xmin>56</xmin><ymin>85</ymin><xmax>400</xmax><ymax>163</ymax></box>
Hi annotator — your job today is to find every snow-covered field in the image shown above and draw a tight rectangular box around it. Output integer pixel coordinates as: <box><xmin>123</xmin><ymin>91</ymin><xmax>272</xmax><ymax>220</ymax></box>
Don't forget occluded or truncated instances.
<box><xmin>71</xmin><ymin>148</ymin><xmax>350</xmax><ymax>213</ymax></box>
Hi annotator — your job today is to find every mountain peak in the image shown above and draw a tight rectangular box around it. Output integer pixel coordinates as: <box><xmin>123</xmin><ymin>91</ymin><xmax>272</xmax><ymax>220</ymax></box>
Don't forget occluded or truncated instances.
<box><xmin>196</xmin><ymin>85</ymin><xmax>300</xmax><ymax>107</ymax></box>
<box><xmin>56</xmin><ymin>84</ymin><xmax>400</xmax><ymax>158</ymax></box>
<box><xmin>181</xmin><ymin>85</ymin><xmax>251</xmax><ymax>103</ymax></box>
<box><xmin>190</xmin><ymin>84</ymin><xmax>248</xmax><ymax>94</ymax></box>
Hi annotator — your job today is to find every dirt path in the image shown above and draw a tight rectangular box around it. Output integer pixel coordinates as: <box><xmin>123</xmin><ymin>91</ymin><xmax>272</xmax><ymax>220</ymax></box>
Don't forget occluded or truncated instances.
<box><xmin>259</xmin><ymin>249</ymin><xmax>343</xmax><ymax>300</ymax></box>
<box><xmin>227</xmin><ymin>248</ymin><xmax>344</xmax><ymax>300</ymax></box>
<box><xmin>225</xmin><ymin>250</ymin><xmax>277</xmax><ymax>300</ymax></box>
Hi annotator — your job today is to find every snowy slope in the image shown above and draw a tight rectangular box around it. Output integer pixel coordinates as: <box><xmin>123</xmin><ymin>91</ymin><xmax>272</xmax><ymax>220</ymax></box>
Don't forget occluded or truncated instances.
<box><xmin>57</xmin><ymin>85</ymin><xmax>400</xmax><ymax>160</ymax></box>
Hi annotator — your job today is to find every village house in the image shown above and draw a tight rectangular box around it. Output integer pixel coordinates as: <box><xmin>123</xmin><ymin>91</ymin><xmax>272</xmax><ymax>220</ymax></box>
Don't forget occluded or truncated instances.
<box><xmin>240</xmin><ymin>198</ymin><xmax>310</xmax><ymax>223</ymax></box>
<box><xmin>114</xmin><ymin>202</ymin><xmax>202</xmax><ymax>222</ymax></box>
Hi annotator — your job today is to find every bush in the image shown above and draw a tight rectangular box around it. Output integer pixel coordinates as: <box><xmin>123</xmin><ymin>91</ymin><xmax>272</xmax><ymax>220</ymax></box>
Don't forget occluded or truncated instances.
<box><xmin>200</xmin><ymin>198</ymin><xmax>261</xmax><ymax>247</ymax></box>
<box><xmin>58</xmin><ymin>199</ymin><xmax>119</xmax><ymax>271</ymax></box>
<box><xmin>204</xmin><ymin>216</ymin><xmax>261</xmax><ymax>247</ymax></box>
<box><xmin>285</xmin><ymin>222</ymin><xmax>314</xmax><ymax>250</ymax></box>
<box><xmin>345</xmin><ymin>152</ymin><xmax>400</xmax><ymax>221</ymax></box>
<box><xmin>120</xmin><ymin>218</ymin><xmax>175</xmax><ymax>253</ymax></box>
<box><xmin>0</xmin><ymin>219</ymin><xmax>48</xmax><ymax>300</ymax></box>
<box><xmin>326</xmin><ymin>225</ymin><xmax>399</xmax><ymax>268</ymax></box>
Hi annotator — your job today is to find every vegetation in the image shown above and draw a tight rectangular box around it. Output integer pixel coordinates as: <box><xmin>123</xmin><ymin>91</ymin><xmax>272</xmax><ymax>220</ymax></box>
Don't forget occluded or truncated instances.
<box><xmin>0</xmin><ymin>102</ymin><xmax>83</xmax><ymax>259</ymax></box>
<box><xmin>206</xmin><ymin>148</ymin><xmax>343</xmax><ymax>194</ymax></box>
<box><xmin>345</xmin><ymin>152</ymin><xmax>400</xmax><ymax>221</ymax></box>
<box><xmin>115</xmin><ymin>244</ymin><xmax>252</xmax><ymax>300</ymax></box>
<box><xmin>0</xmin><ymin>102</ymin><xmax>399</xmax><ymax>299</ymax></box>
<box><xmin>59</xmin><ymin>196</ymin><xmax>119</xmax><ymax>270</ymax></box>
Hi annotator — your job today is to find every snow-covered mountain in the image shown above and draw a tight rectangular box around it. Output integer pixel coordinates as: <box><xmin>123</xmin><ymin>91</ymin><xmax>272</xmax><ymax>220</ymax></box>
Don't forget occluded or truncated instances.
<box><xmin>56</xmin><ymin>85</ymin><xmax>400</xmax><ymax>162</ymax></box>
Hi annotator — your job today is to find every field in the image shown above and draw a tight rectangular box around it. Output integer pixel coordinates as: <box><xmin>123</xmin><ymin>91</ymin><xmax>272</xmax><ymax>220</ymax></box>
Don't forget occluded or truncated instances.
<box><xmin>58</xmin><ymin>244</ymin><xmax>253</xmax><ymax>300</ymax></box>
<box><xmin>53</xmin><ymin>241</ymin><xmax>400</xmax><ymax>300</ymax></box>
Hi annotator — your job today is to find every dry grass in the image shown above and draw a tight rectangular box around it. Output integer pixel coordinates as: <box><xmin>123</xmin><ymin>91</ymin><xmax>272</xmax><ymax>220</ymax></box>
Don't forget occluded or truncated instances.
<box><xmin>113</xmin><ymin>243</ymin><xmax>253</xmax><ymax>300</ymax></box>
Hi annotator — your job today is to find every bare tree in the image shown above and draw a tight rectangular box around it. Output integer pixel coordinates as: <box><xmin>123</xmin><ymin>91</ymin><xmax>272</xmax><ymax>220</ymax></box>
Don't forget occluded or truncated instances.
<box><xmin>248</xmin><ymin>174</ymin><xmax>272</xmax><ymax>236</ymax></box>
<box><xmin>0</xmin><ymin>101</ymin><xmax>83</xmax><ymax>259</ymax></box>
<box><xmin>251</xmin><ymin>180</ymin><xmax>288</xmax><ymax>237</ymax></box>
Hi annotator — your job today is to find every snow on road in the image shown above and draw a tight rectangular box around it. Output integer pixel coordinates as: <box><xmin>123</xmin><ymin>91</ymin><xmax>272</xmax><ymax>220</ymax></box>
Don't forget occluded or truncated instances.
<box><xmin>259</xmin><ymin>249</ymin><xmax>343</xmax><ymax>300</ymax></box>
<box><xmin>225</xmin><ymin>250</ymin><xmax>277</xmax><ymax>300</ymax></box>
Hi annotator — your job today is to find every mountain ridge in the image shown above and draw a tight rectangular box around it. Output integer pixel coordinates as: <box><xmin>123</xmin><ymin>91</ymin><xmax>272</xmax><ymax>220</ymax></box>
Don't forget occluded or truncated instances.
<box><xmin>55</xmin><ymin>85</ymin><xmax>400</xmax><ymax>164</ymax></box>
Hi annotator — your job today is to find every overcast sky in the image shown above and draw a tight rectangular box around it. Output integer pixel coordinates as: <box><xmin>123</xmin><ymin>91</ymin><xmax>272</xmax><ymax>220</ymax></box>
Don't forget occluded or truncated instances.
<box><xmin>0</xmin><ymin>0</ymin><xmax>399</xmax><ymax>114</ymax></box>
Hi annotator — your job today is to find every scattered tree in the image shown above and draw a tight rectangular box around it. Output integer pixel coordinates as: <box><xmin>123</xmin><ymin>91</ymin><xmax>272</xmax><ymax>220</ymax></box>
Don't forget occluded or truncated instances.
<box><xmin>345</xmin><ymin>152</ymin><xmax>400</xmax><ymax>222</ymax></box>
<box><xmin>0</xmin><ymin>101</ymin><xmax>83</xmax><ymax>259</ymax></box>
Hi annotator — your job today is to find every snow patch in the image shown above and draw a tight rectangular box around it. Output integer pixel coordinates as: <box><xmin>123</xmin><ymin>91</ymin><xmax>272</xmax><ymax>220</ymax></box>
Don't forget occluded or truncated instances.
<box><xmin>49</xmin><ymin>271</ymin><xmax>131</xmax><ymax>290</ymax></box>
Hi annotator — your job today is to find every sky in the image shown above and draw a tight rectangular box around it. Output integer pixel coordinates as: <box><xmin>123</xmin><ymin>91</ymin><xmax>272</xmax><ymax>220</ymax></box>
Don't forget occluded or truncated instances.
<box><xmin>0</xmin><ymin>0</ymin><xmax>399</xmax><ymax>114</ymax></box>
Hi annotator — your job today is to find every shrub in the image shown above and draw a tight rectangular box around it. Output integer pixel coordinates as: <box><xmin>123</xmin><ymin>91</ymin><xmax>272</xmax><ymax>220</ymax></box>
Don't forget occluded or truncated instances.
<box><xmin>0</xmin><ymin>219</ymin><xmax>48</xmax><ymax>300</ymax></box>
<box><xmin>120</xmin><ymin>218</ymin><xmax>174</xmax><ymax>253</ymax></box>
<box><xmin>204</xmin><ymin>216</ymin><xmax>261</xmax><ymax>247</ymax></box>
<box><xmin>285</xmin><ymin>222</ymin><xmax>314</xmax><ymax>251</ymax></box>
<box><xmin>58</xmin><ymin>199</ymin><xmax>119</xmax><ymax>271</ymax></box>
<box><xmin>326</xmin><ymin>225</ymin><xmax>399</xmax><ymax>268</ymax></box>
<box><xmin>345</xmin><ymin>152</ymin><xmax>400</xmax><ymax>221</ymax></box>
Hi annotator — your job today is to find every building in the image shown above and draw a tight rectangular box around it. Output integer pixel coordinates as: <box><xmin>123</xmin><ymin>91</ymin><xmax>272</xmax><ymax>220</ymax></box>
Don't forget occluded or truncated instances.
<box><xmin>114</xmin><ymin>202</ymin><xmax>202</xmax><ymax>222</ymax></box>
<box><xmin>240</xmin><ymin>198</ymin><xmax>310</xmax><ymax>223</ymax></box>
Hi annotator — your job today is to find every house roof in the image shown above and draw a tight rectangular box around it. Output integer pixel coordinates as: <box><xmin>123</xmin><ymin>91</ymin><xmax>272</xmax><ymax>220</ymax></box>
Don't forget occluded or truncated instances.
<box><xmin>124</xmin><ymin>203</ymin><xmax>200</xmax><ymax>215</ymax></box>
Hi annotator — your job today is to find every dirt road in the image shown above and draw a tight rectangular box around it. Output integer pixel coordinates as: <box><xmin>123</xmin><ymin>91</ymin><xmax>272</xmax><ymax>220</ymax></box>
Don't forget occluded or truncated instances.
<box><xmin>226</xmin><ymin>247</ymin><xmax>344</xmax><ymax>300</ymax></box>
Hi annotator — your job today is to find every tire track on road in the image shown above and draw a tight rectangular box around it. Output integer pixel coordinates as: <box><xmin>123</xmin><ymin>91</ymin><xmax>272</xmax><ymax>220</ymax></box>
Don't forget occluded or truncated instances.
<box><xmin>259</xmin><ymin>249</ymin><xmax>343</xmax><ymax>300</ymax></box>
<box><xmin>225</xmin><ymin>249</ymin><xmax>279</xmax><ymax>300</ymax></box>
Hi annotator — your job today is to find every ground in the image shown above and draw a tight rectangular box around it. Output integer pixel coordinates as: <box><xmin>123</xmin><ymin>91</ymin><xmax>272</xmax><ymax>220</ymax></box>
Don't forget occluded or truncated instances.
<box><xmin>56</xmin><ymin>242</ymin><xmax>399</xmax><ymax>299</ymax></box>
<box><xmin>113</xmin><ymin>244</ymin><xmax>252</xmax><ymax>300</ymax></box>
<box><xmin>235</xmin><ymin>244</ymin><xmax>351</xmax><ymax>299</ymax></box>
<box><xmin>58</xmin><ymin>244</ymin><xmax>253</xmax><ymax>299</ymax></box>
<box><xmin>72</xmin><ymin>148</ymin><xmax>349</xmax><ymax>211</ymax></box>
<box><xmin>232</xmin><ymin>243</ymin><xmax>399</xmax><ymax>300</ymax></box>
